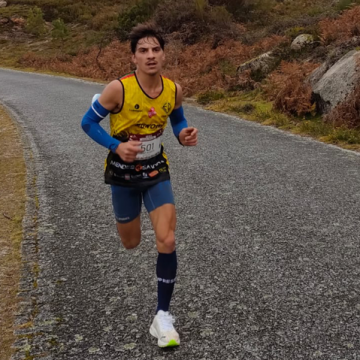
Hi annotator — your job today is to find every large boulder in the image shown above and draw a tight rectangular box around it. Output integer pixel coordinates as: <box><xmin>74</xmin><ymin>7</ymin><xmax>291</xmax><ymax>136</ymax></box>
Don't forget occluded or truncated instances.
<box><xmin>291</xmin><ymin>34</ymin><xmax>314</xmax><ymax>51</ymax></box>
<box><xmin>311</xmin><ymin>50</ymin><xmax>360</xmax><ymax>113</ymax></box>
<box><xmin>237</xmin><ymin>51</ymin><xmax>275</xmax><ymax>75</ymax></box>
<box><xmin>0</xmin><ymin>1</ymin><xmax>7</xmax><ymax>8</ymax></box>
<box><xmin>309</xmin><ymin>62</ymin><xmax>329</xmax><ymax>87</ymax></box>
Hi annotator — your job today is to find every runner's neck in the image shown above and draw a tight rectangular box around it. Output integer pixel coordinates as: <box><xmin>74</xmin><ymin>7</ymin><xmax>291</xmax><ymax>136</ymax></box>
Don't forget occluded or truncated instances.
<box><xmin>135</xmin><ymin>70</ymin><xmax>163</xmax><ymax>98</ymax></box>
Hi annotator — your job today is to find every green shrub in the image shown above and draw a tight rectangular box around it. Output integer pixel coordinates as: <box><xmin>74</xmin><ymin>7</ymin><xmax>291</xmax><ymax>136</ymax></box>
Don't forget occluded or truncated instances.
<box><xmin>297</xmin><ymin>118</ymin><xmax>332</xmax><ymax>137</ymax></box>
<box><xmin>0</xmin><ymin>5</ymin><xmax>31</xmax><ymax>18</ymax></box>
<box><xmin>26</xmin><ymin>7</ymin><xmax>46</xmax><ymax>36</ymax></box>
<box><xmin>197</xmin><ymin>90</ymin><xmax>225</xmax><ymax>105</ymax></box>
<box><xmin>307</xmin><ymin>6</ymin><xmax>323</xmax><ymax>16</ymax></box>
<box><xmin>230</xmin><ymin>103</ymin><xmax>255</xmax><ymax>114</ymax></box>
<box><xmin>62</xmin><ymin>3</ymin><xmax>93</xmax><ymax>23</ymax></box>
<box><xmin>83</xmin><ymin>30</ymin><xmax>108</xmax><ymax>47</ymax></box>
<box><xmin>153</xmin><ymin>0</ymin><xmax>236</xmax><ymax>44</ymax></box>
<box><xmin>209</xmin><ymin>5</ymin><xmax>233</xmax><ymax>24</ymax></box>
<box><xmin>208</xmin><ymin>0</ymin><xmax>250</xmax><ymax>21</ymax></box>
<box><xmin>117</xmin><ymin>0</ymin><xmax>160</xmax><ymax>41</ymax></box>
<box><xmin>327</xmin><ymin>128</ymin><xmax>360</xmax><ymax>144</ymax></box>
<box><xmin>196</xmin><ymin>90</ymin><xmax>225</xmax><ymax>105</ymax></box>
<box><xmin>219</xmin><ymin>59</ymin><xmax>237</xmax><ymax>76</ymax></box>
<box><xmin>51</xmin><ymin>18</ymin><xmax>69</xmax><ymax>40</ymax></box>
<box><xmin>153</xmin><ymin>0</ymin><xmax>200</xmax><ymax>35</ymax></box>
<box><xmin>336</xmin><ymin>0</ymin><xmax>360</xmax><ymax>11</ymax></box>
<box><xmin>285</xmin><ymin>26</ymin><xmax>306</xmax><ymax>39</ymax></box>
<box><xmin>90</xmin><ymin>9</ymin><xmax>119</xmax><ymax>31</ymax></box>
<box><xmin>194</xmin><ymin>0</ymin><xmax>207</xmax><ymax>18</ymax></box>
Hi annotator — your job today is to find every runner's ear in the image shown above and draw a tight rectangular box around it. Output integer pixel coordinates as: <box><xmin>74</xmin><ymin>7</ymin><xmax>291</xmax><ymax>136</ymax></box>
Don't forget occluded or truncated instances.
<box><xmin>132</xmin><ymin>53</ymin><xmax>137</xmax><ymax>66</ymax></box>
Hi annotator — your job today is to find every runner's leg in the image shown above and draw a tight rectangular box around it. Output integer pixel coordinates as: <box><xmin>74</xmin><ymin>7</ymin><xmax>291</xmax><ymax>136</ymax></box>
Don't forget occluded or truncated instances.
<box><xmin>150</xmin><ymin>203</ymin><xmax>177</xmax><ymax>312</ymax></box>
<box><xmin>115</xmin><ymin>216</ymin><xmax>141</xmax><ymax>249</ymax></box>
<box><xmin>111</xmin><ymin>185</ymin><xmax>142</xmax><ymax>249</ymax></box>
<box><xmin>144</xmin><ymin>181</ymin><xmax>177</xmax><ymax>311</ymax></box>
<box><xmin>144</xmin><ymin>181</ymin><xmax>179</xmax><ymax>346</ymax></box>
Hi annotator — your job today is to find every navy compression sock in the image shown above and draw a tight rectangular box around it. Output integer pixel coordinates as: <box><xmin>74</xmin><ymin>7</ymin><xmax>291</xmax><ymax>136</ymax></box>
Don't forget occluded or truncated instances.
<box><xmin>156</xmin><ymin>251</ymin><xmax>177</xmax><ymax>313</ymax></box>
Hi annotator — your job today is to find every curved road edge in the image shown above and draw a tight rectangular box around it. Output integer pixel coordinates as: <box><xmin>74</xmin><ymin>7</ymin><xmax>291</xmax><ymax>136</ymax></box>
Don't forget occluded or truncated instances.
<box><xmin>0</xmin><ymin>99</ymin><xmax>52</xmax><ymax>360</ymax></box>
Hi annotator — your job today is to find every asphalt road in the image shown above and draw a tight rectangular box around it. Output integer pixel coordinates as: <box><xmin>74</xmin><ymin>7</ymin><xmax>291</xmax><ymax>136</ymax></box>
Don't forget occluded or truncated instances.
<box><xmin>1</xmin><ymin>68</ymin><xmax>359</xmax><ymax>360</ymax></box>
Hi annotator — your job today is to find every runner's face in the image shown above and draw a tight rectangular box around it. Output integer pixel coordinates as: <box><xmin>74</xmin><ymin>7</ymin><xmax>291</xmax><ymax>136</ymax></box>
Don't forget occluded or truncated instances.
<box><xmin>132</xmin><ymin>37</ymin><xmax>165</xmax><ymax>75</ymax></box>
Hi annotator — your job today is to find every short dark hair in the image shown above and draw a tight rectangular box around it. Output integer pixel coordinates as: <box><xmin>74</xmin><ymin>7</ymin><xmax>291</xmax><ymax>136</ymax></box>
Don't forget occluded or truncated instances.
<box><xmin>129</xmin><ymin>23</ymin><xmax>165</xmax><ymax>54</ymax></box>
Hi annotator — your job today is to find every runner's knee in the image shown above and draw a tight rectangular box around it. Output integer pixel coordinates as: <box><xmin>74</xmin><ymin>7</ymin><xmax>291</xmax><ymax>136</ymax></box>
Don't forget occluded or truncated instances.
<box><xmin>115</xmin><ymin>222</ymin><xmax>141</xmax><ymax>250</ymax></box>
<box><xmin>156</xmin><ymin>231</ymin><xmax>175</xmax><ymax>252</ymax></box>
<box><xmin>120</xmin><ymin>235</ymin><xmax>141</xmax><ymax>250</ymax></box>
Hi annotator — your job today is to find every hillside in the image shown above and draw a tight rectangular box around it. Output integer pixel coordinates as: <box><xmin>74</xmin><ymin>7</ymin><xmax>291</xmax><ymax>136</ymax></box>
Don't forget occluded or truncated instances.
<box><xmin>1</xmin><ymin>0</ymin><xmax>360</xmax><ymax>148</ymax></box>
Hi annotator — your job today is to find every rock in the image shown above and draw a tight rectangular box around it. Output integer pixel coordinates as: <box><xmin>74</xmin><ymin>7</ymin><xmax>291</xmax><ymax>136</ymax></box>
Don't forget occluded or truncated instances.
<box><xmin>311</xmin><ymin>50</ymin><xmax>360</xmax><ymax>113</ymax></box>
<box><xmin>237</xmin><ymin>51</ymin><xmax>275</xmax><ymax>75</ymax></box>
<box><xmin>0</xmin><ymin>17</ymin><xmax>10</xmax><ymax>25</ymax></box>
<box><xmin>0</xmin><ymin>1</ymin><xmax>7</xmax><ymax>8</ymax></box>
<box><xmin>309</xmin><ymin>62</ymin><xmax>329</xmax><ymax>87</ymax></box>
<box><xmin>291</xmin><ymin>34</ymin><xmax>314</xmax><ymax>51</ymax></box>
<box><xmin>10</xmin><ymin>16</ymin><xmax>25</xmax><ymax>26</ymax></box>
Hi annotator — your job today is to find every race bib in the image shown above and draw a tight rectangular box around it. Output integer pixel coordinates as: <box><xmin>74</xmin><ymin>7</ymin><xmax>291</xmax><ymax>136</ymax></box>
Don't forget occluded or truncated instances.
<box><xmin>129</xmin><ymin>129</ymin><xmax>163</xmax><ymax>160</ymax></box>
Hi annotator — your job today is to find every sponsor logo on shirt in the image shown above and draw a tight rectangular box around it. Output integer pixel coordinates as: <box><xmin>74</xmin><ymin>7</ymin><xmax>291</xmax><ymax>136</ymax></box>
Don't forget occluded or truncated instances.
<box><xmin>135</xmin><ymin>124</ymin><xmax>163</xmax><ymax>130</ymax></box>
<box><xmin>131</xmin><ymin>174</ymin><xmax>142</xmax><ymax>180</ymax></box>
<box><xmin>130</xmin><ymin>104</ymin><xmax>142</xmax><ymax>112</ymax></box>
<box><xmin>162</xmin><ymin>102</ymin><xmax>171</xmax><ymax>114</ymax></box>
<box><xmin>109</xmin><ymin>159</ymin><xmax>165</xmax><ymax>171</ymax></box>
<box><xmin>148</xmin><ymin>107</ymin><xmax>157</xmax><ymax>118</ymax></box>
<box><xmin>114</xmin><ymin>130</ymin><xmax>129</xmax><ymax>142</ymax></box>
<box><xmin>149</xmin><ymin>170</ymin><xmax>159</xmax><ymax>178</ymax></box>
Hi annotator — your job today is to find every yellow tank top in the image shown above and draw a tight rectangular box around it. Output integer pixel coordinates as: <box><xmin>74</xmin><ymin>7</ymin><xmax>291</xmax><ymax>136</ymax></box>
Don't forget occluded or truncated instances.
<box><xmin>110</xmin><ymin>72</ymin><xmax>176</xmax><ymax>138</ymax></box>
<box><xmin>104</xmin><ymin>72</ymin><xmax>176</xmax><ymax>187</ymax></box>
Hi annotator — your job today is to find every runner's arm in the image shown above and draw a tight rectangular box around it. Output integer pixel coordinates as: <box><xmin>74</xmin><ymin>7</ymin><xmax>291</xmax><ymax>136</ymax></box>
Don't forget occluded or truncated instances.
<box><xmin>81</xmin><ymin>81</ymin><xmax>123</xmax><ymax>152</ymax></box>
<box><xmin>169</xmin><ymin>83</ymin><xmax>188</xmax><ymax>142</ymax></box>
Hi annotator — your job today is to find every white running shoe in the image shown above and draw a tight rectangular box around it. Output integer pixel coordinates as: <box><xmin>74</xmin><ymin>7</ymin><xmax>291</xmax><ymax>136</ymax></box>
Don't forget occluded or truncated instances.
<box><xmin>150</xmin><ymin>310</ymin><xmax>180</xmax><ymax>347</ymax></box>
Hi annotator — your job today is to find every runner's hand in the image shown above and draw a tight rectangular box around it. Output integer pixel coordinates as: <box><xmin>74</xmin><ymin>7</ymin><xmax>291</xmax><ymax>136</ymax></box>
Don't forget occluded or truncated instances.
<box><xmin>179</xmin><ymin>127</ymin><xmax>198</xmax><ymax>146</ymax></box>
<box><xmin>115</xmin><ymin>141</ymin><xmax>143</xmax><ymax>162</ymax></box>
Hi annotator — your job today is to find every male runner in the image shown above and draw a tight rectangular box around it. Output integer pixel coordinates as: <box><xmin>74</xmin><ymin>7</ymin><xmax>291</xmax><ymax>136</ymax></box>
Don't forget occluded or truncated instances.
<box><xmin>81</xmin><ymin>23</ymin><xmax>198</xmax><ymax>347</ymax></box>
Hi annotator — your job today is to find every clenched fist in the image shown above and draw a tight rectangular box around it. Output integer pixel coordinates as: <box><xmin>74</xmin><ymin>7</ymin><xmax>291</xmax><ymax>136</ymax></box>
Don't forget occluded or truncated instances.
<box><xmin>179</xmin><ymin>127</ymin><xmax>198</xmax><ymax>146</ymax></box>
<box><xmin>115</xmin><ymin>141</ymin><xmax>143</xmax><ymax>163</ymax></box>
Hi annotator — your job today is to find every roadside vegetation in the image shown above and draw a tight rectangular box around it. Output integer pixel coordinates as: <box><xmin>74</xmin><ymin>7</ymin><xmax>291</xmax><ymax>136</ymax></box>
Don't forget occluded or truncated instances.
<box><xmin>1</xmin><ymin>1</ymin><xmax>360</xmax><ymax>141</ymax></box>
<box><xmin>1</xmin><ymin>1</ymin><xmax>360</xmax><ymax>139</ymax></box>
<box><xmin>0</xmin><ymin>106</ymin><xmax>26</xmax><ymax>360</ymax></box>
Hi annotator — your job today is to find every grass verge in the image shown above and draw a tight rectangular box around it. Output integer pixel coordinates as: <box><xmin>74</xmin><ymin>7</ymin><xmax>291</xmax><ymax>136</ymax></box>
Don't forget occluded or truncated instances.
<box><xmin>204</xmin><ymin>91</ymin><xmax>360</xmax><ymax>152</ymax></box>
<box><xmin>0</xmin><ymin>105</ymin><xmax>26</xmax><ymax>360</ymax></box>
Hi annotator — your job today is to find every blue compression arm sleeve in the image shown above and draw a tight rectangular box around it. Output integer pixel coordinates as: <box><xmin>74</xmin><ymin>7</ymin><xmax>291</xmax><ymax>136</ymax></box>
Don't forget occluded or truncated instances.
<box><xmin>81</xmin><ymin>100</ymin><xmax>120</xmax><ymax>152</ymax></box>
<box><xmin>169</xmin><ymin>106</ymin><xmax>188</xmax><ymax>138</ymax></box>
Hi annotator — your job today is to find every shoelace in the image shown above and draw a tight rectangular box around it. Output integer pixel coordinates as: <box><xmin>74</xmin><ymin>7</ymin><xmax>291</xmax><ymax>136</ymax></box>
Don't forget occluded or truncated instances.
<box><xmin>158</xmin><ymin>312</ymin><xmax>175</xmax><ymax>331</ymax></box>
